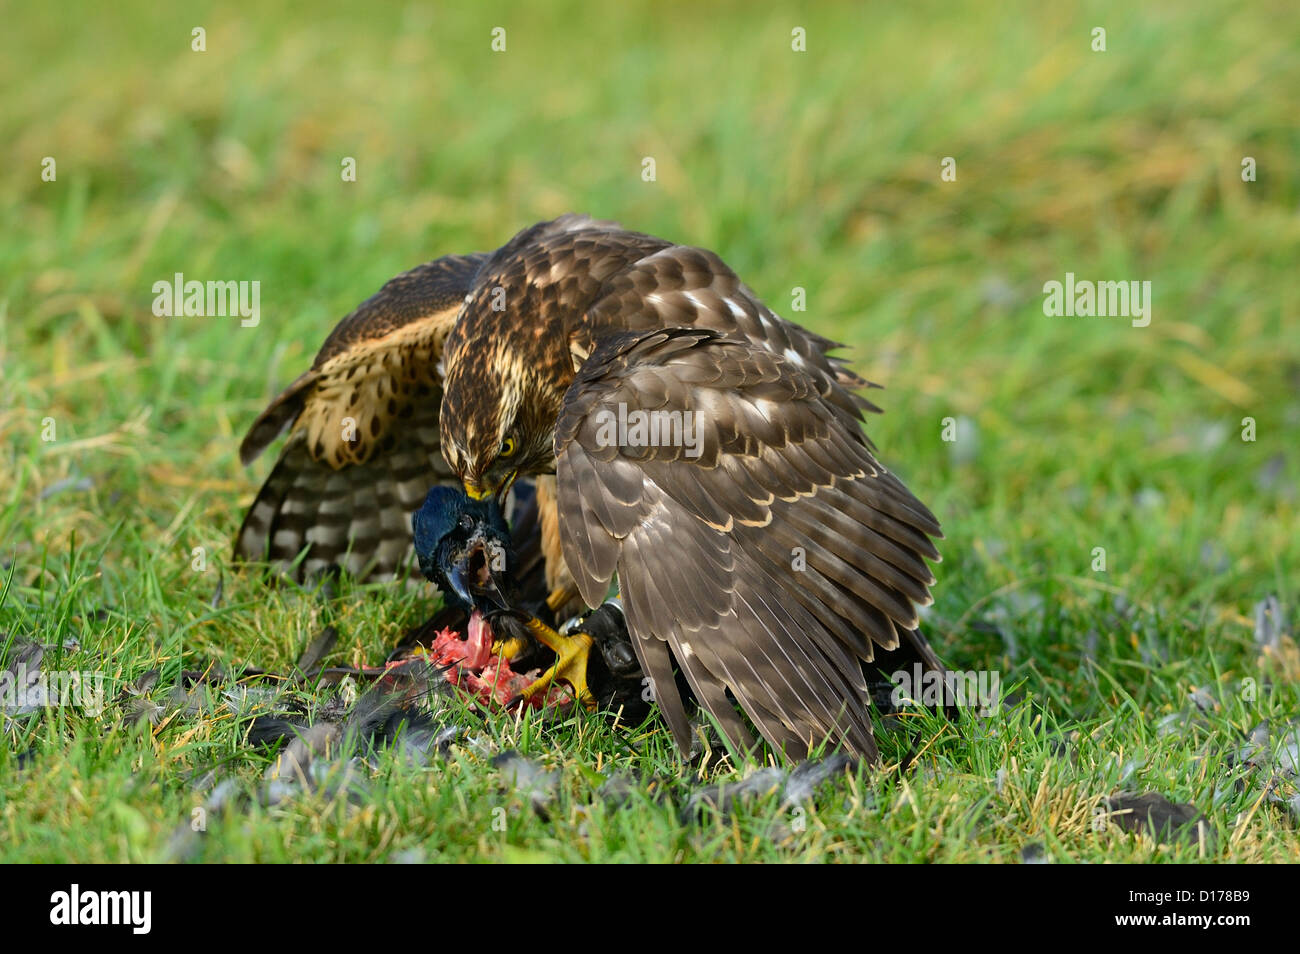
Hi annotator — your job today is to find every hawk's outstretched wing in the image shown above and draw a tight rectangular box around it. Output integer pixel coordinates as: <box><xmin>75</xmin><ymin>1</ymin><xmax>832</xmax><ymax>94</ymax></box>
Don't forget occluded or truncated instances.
<box><xmin>235</xmin><ymin>253</ymin><xmax>486</xmax><ymax>580</ymax></box>
<box><xmin>555</xmin><ymin>328</ymin><xmax>942</xmax><ymax>760</ymax></box>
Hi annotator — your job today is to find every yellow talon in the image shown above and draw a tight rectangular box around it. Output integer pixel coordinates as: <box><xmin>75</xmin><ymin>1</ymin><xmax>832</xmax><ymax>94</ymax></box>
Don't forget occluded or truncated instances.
<box><xmin>491</xmin><ymin>635</ymin><xmax>527</xmax><ymax>662</ymax></box>
<box><xmin>517</xmin><ymin>617</ymin><xmax>596</xmax><ymax>711</ymax></box>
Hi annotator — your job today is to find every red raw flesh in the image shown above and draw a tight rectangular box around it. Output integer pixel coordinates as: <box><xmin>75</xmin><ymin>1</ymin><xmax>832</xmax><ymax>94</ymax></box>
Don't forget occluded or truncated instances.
<box><xmin>419</xmin><ymin>611</ymin><xmax>572</xmax><ymax>710</ymax></box>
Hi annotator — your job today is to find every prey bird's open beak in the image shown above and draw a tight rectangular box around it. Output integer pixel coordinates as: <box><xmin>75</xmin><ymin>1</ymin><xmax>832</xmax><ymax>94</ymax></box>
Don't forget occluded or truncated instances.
<box><xmin>447</xmin><ymin>563</ymin><xmax>477</xmax><ymax>608</ymax></box>
<box><xmin>448</xmin><ymin>537</ymin><xmax>512</xmax><ymax>612</ymax></box>
<box><xmin>476</xmin><ymin>572</ymin><xmax>511</xmax><ymax>612</ymax></box>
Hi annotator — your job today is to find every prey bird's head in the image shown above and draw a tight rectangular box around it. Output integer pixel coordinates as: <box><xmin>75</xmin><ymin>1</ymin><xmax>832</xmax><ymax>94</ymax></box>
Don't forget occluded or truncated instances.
<box><xmin>412</xmin><ymin>485</ymin><xmax>513</xmax><ymax>614</ymax></box>
<box><xmin>440</xmin><ymin>338</ymin><xmax>565</xmax><ymax>504</ymax></box>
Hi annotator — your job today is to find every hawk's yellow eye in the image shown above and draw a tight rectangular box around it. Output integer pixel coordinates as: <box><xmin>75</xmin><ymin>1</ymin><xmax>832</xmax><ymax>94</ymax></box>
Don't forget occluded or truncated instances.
<box><xmin>499</xmin><ymin>437</ymin><xmax>517</xmax><ymax>458</ymax></box>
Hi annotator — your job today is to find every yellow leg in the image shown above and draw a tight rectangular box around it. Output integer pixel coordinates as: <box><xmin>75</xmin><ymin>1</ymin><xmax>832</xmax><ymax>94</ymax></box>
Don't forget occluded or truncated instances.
<box><xmin>545</xmin><ymin>585</ymin><xmax>578</xmax><ymax>613</ymax></box>
<box><xmin>516</xmin><ymin>616</ymin><xmax>596</xmax><ymax>711</ymax></box>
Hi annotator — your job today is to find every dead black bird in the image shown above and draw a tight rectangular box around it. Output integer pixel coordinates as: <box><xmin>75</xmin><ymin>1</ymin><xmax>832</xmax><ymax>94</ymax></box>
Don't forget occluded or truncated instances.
<box><xmin>409</xmin><ymin>482</ymin><xmax>654</xmax><ymax>720</ymax></box>
<box><xmin>407</xmin><ymin>482</ymin><xmax>551</xmax><ymax>674</ymax></box>
<box><xmin>413</xmin><ymin>485</ymin><xmax>516</xmax><ymax>613</ymax></box>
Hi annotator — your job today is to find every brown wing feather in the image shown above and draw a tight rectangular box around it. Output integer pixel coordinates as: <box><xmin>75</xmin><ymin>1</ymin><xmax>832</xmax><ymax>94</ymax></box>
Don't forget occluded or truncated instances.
<box><xmin>235</xmin><ymin>253</ymin><xmax>485</xmax><ymax>580</ymax></box>
<box><xmin>235</xmin><ymin>400</ymin><xmax>453</xmax><ymax>579</ymax></box>
<box><xmin>555</xmin><ymin>328</ymin><xmax>943</xmax><ymax>760</ymax></box>
<box><xmin>579</xmin><ymin>243</ymin><xmax>882</xmax><ymax>429</ymax></box>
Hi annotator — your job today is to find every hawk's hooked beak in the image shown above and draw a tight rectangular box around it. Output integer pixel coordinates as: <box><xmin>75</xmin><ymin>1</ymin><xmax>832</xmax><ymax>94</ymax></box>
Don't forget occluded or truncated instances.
<box><xmin>464</xmin><ymin>471</ymin><xmax>518</xmax><ymax>507</ymax></box>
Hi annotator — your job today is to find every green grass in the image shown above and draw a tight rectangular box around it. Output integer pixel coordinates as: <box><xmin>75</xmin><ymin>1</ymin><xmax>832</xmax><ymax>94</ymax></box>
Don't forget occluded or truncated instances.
<box><xmin>2</xmin><ymin>0</ymin><xmax>1297</xmax><ymax>862</ymax></box>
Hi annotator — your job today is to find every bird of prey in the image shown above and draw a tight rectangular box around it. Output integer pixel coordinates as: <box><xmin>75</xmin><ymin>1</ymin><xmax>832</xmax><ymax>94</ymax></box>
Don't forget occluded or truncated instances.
<box><xmin>236</xmin><ymin>214</ymin><xmax>945</xmax><ymax>762</ymax></box>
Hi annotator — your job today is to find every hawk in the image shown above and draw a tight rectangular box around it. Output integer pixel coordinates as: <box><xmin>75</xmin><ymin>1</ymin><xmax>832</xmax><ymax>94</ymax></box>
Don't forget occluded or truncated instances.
<box><xmin>237</xmin><ymin>215</ymin><xmax>945</xmax><ymax>761</ymax></box>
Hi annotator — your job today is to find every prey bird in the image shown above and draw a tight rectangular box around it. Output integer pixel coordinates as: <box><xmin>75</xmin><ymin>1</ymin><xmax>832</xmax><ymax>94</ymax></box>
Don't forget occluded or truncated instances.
<box><xmin>236</xmin><ymin>215</ymin><xmax>946</xmax><ymax>761</ymax></box>
<box><xmin>408</xmin><ymin>482</ymin><xmax>562</xmax><ymax>696</ymax></box>
<box><xmin>410</xmin><ymin>483</ymin><xmax>654</xmax><ymax>719</ymax></box>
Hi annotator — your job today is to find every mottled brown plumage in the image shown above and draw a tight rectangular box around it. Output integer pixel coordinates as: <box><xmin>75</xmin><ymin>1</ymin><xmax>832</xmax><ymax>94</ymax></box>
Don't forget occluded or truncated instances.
<box><xmin>235</xmin><ymin>253</ymin><xmax>485</xmax><ymax>579</ymax></box>
<box><xmin>552</xmin><ymin>328</ymin><xmax>941</xmax><ymax>757</ymax></box>
<box><xmin>237</xmin><ymin>215</ymin><xmax>945</xmax><ymax>761</ymax></box>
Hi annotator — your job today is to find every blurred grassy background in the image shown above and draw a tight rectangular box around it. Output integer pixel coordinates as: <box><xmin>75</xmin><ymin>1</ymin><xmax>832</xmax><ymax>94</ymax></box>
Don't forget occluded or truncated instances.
<box><xmin>1</xmin><ymin>0</ymin><xmax>1297</xmax><ymax>861</ymax></box>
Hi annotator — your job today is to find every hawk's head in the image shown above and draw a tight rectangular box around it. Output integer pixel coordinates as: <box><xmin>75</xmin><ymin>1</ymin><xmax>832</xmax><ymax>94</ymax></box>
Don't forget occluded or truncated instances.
<box><xmin>440</xmin><ymin>338</ymin><xmax>564</xmax><ymax>503</ymax></box>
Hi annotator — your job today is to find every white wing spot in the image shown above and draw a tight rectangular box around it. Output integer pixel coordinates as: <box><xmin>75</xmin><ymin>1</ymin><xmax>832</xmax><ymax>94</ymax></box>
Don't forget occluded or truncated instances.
<box><xmin>783</xmin><ymin>347</ymin><xmax>806</xmax><ymax>366</ymax></box>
